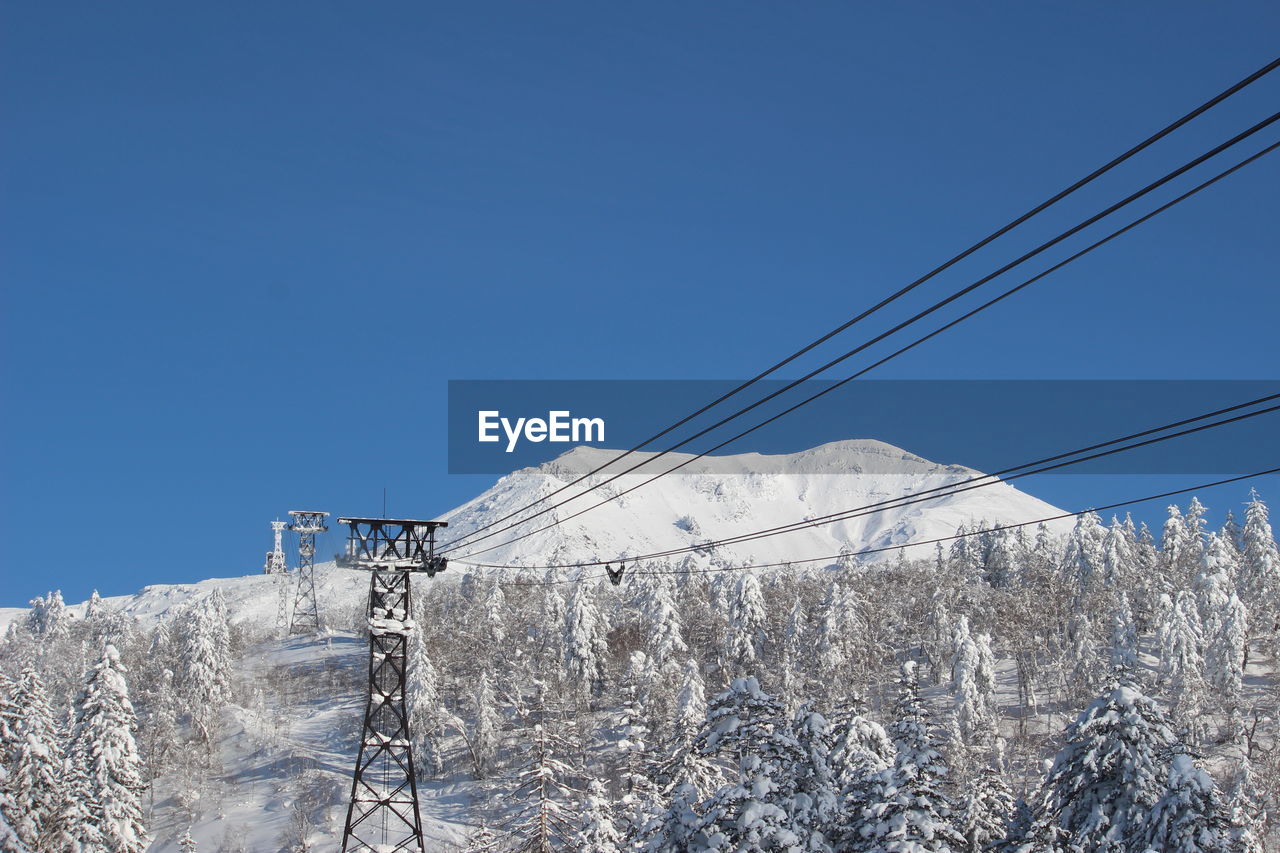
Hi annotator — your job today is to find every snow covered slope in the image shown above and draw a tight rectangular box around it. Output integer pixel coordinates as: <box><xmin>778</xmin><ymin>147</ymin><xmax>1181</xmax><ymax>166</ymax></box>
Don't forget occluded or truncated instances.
<box><xmin>437</xmin><ymin>439</ymin><xmax>1067</xmax><ymax>567</ymax></box>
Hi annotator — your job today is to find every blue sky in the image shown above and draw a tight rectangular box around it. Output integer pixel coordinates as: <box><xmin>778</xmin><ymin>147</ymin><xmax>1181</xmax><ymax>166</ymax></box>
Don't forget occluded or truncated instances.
<box><xmin>2</xmin><ymin>2</ymin><xmax>1277</xmax><ymax>606</ymax></box>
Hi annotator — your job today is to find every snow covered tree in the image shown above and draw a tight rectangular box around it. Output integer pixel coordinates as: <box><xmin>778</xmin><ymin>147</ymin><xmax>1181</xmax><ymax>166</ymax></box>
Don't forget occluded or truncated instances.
<box><xmin>573</xmin><ymin>779</ymin><xmax>623</xmax><ymax>853</ymax></box>
<box><xmin>1062</xmin><ymin>511</ymin><xmax>1106</xmax><ymax>601</ymax></box>
<box><xmin>462</xmin><ymin>821</ymin><xmax>501</xmax><ymax>853</ymax></box>
<box><xmin>1020</xmin><ymin>681</ymin><xmax>1178</xmax><ymax>852</ymax></box>
<box><xmin>1108</xmin><ymin>593</ymin><xmax>1139</xmax><ymax>676</ymax></box>
<box><xmin>6</xmin><ymin>665</ymin><xmax>65</xmax><ymax>848</ymax></box>
<box><xmin>673</xmin><ymin>657</ymin><xmax>707</xmax><ymax>744</ymax></box>
<box><xmin>470</xmin><ymin>672</ymin><xmax>500</xmax><ymax>779</ymax></box>
<box><xmin>177</xmin><ymin>828</ymin><xmax>198</xmax><ymax>852</ymax></box>
<box><xmin>1239</xmin><ymin>490</ymin><xmax>1279</xmax><ymax>649</ymax></box>
<box><xmin>174</xmin><ymin>595</ymin><xmax>231</xmax><ymax>746</ymax></box>
<box><xmin>689</xmin><ymin>752</ymin><xmax>805</xmax><ymax>852</ymax></box>
<box><xmin>24</xmin><ymin>590</ymin><xmax>70</xmax><ymax>642</ymax></box>
<box><xmin>564</xmin><ymin>581</ymin><xmax>608</xmax><ymax>699</ymax></box>
<box><xmin>725</xmin><ymin>572</ymin><xmax>768</xmax><ymax>676</ymax></box>
<box><xmin>1225</xmin><ymin>753</ymin><xmax>1267</xmax><ymax>848</ymax></box>
<box><xmin>407</xmin><ymin>629</ymin><xmax>444</xmax><ymax>777</ymax></box>
<box><xmin>1140</xmin><ymin>753</ymin><xmax>1247</xmax><ymax>853</ymax></box>
<box><xmin>502</xmin><ymin>722</ymin><xmax>577</xmax><ymax>852</ymax></box>
<box><xmin>859</xmin><ymin>661</ymin><xmax>963</xmax><ymax>852</ymax></box>
<box><xmin>950</xmin><ymin>617</ymin><xmax>997</xmax><ymax>752</ymax></box>
<box><xmin>0</xmin><ymin>761</ymin><xmax>30</xmax><ymax>853</ymax></box>
<box><xmin>66</xmin><ymin>644</ymin><xmax>148</xmax><ymax>853</ymax></box>
<box><xmin>1157</xmin><ymin>591</ymin><xmax>1206</xmax><ymax>722</ymax></box>
<box><xmin>641</xmin><ymin>575</ymin><xmax>688</xmax><ymax>670</ymax></box>
<box><xmin>1205</xmin><ymin>591</ymin><xmax>1248</xmax><ymax>712</ymax></box>
<box><xmin>956</xmin><ymin>765</ymin><xmax>1014</xmax><ymax>853</ymax></box>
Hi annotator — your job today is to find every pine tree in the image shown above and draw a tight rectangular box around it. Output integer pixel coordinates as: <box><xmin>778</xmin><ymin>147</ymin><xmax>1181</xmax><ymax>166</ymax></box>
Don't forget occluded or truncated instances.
<box><xmin>725</xmin><ymin>573</ymin><xmax>768</xmax><ymax>676</ymax></box>
<box><xmin>828</xmin><ymin>701</ymin><xmax>894</xmax><ymax>850</ymax></box>
<box><xmin>1062</xmin><ymin>511</ymin><xmax>1106</xmax><ymax>600</ymax></box>
<box><xmin>957</xmin><ymin>765</ymin><xmax>1014</xmax><ymax>853</ymax></box>
<box><xmin>689</xmin><ymin>752</ymin><xmax>804</xmax><ymax>852</ymax></box>
<box><xmin>6</xmin><ymin>665</ymin><xmax>65</xmax><ymax>848</ymax></box>
<box><xmin>563</xmin><ymin>581</ymin><xmax>608</xmax><ymax>699</ymax></box>
<box><xmin>1108</xmin><ymin>593</ymin><xmax>1139</xmax><ymax>676</ymax></box>
<box><xmin>174</xmin><ymin>596</ymin><xmax>231</xmax><ymax>746</ymax></box>
<box><xmin>0</xmin><ymin>762</ymin><xmax>31</xmax><ymax>853</ymax></box>
<box><xmin>1205</xmin><ymin>592</ymin><xmax>1247</xmax><ymax>709</ymax></box>
<box><xmin>1225</xmin><ymin>753</ymin><xmax>1267</xmax><ymax>848</ymax></box>
<box><xmin>67</xmin><ymin>644</ymin><xmax>149</xmax><ymax>853</ymax></box>
<box><xmin>1140</xmin><ymin>753</ymin><xmax>1242</xmax><ymax>853</ymax></box>
<box><xmin>573</xmin><ymin>779</ymin><xmax>623</xmax><ymax>853</ymax></box>
<box><xmin>859</xmin><ymin>661</ymin><xmax>963</xmax><ymax>852</ymax></box>
<box><xmin>950</xmin><ymin>617</ymin><xmax>997</xmax><ymax>751</ymax></box>
<box><xmin>641</xmin><ymin>575</ymin><xmax>688</xmax><ymax>670</ymax></box>
<box><xmin>1021</xmin><ymin>681</ymin><xmax>1177</xmax><ymax>852</ymax></box>
<box><xmin>1239</xmin><ymin>490</ymin><xmax>1279</xmax><ymax>644</ymax></box>
<box><xmin>24</xmin><ymin>591</ymin><xmax>70</xmax><ymax>642</ymax></box>
<box><xmin>471</xmin><ymin>672</ymin><xmax>500</xmax><ymax>779</ymax></box>
<box><xmin>1158</xmin><ymin>591</ymin><xmax>1206</xmax><ymax>721</ymax></box>
<box><xmin>407</xmin><ymin>629</ymin><xmax>444</xmax><ymax>777</ymax></box>
<box><xmin>177</xmin><ymin>828</ymin><xmax>198</xmax><ymax>852</ymax></box>
<box><xmin>672</xmin><ymin>657</ymin><xmax>707</xmax><ymax>744</ymax></box>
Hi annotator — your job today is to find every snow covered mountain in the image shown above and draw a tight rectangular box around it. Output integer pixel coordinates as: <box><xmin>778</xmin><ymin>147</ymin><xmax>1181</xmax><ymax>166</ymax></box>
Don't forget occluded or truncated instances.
<box><xmin>436</xmin><ymin>439</ymin><xmax>1068</xmax><ymax>568</ymax></box>
<box><xmin>0</xmin><ymin>439</ymin><xmax>1066</xmax><ymax>634</ymax></box>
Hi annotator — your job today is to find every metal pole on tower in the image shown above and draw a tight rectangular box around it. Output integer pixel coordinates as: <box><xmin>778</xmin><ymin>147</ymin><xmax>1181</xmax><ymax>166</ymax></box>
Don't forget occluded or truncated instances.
<box><xmin>338</xmin><ymin>516</ymin><xmax>447</xmax><ymax>853</ymax></box>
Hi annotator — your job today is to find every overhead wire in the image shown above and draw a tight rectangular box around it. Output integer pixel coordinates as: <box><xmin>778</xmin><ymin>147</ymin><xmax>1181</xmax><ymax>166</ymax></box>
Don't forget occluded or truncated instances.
<box><xmin>448</xmin><ymin>132</ymin><xmax>1280</xmax><ymax>560</ymax></box>
<box><xmin>434</xmin><ymin>56</ymin><xmax>1280</xmax><ymax>555</ymax></box>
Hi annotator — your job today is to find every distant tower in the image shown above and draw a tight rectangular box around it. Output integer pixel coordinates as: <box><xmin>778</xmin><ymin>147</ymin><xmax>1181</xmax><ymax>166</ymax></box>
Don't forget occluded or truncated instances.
<box><xmin>287</xmin><ymin>510</ymin><xmax>329</xmax><ymax>635</ymax></box>
<box><xmin>264</xmin><ymin>520</ymin><xmax>288</xmax><ymax>574</ymax></box>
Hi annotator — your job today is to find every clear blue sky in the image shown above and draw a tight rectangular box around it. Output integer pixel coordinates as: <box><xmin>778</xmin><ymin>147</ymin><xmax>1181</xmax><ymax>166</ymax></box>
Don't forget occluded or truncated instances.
<box><xmin>2</xmin><ymin>2</ymin><xmax>1277</xmax><ymax>606</ymax></box>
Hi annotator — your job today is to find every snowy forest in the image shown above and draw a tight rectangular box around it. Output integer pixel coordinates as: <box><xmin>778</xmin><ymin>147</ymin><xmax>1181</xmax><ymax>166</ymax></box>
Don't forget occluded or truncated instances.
<box><xmin>2</xmin><ymin>490</ymin><xmax>1279</xmax><ymax>852</ymax></box>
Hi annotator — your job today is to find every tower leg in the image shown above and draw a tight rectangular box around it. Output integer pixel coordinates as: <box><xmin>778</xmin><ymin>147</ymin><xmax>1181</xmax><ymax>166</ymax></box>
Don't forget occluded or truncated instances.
<box><xmin>341</xmin><ymin>568</ymin><xmax>424</xmax><ymax>852</ymax></box>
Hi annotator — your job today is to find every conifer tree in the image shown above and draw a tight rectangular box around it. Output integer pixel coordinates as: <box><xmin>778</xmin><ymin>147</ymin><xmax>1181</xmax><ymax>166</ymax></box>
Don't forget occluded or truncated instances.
<box><xmin>641</xmin><ymin>575</ymin><xmax>688</xmax><ymax>670</ymax></box>
<box><xmin>1158</xmin><ymin>590</ymin><xmax>1206</xmax><ymax>721</ymax></box>
<box><xmin>175</xmin><ymin>596</ymin><xmax>231</xmax><ymax>746</ymax></box>
<box><xmin>6</xmin><ymin>665</ymin><xmax>65</xmax><ymax>848</ymax></box>
<box><xmin>859</xmin><ymin>661</ymin><xmax>963</xmax><ymax>852</ymax></box>
<box><xmin>470</xmin><ymin>672</ymin><xmax>500</xmax><ymax>779</ymax></box>
<box><xmin>1239</xmin><ymin>490</ymin><xmax>1279</xmax><ymax>646</ymax></box>
<box><xmin>462</xmin><ymin>821</ymin><xmax>501</xmax><ymax>853</ymax></box>
<box><xmin>1141</xmin><ymin>753</ymin><xmax>1245</xmax><ymax>853</ymax></box>
<box><xmin>1108</xmin><ymin>593</ymin><xmax>1139</xmax><ymax>676</ymax></box>
<box><xmin>564</xmin><ymin>581</ymin><xmax>608</xmax><ymax>699</ymax></box>
<box><xmin>1021</xmin><ymin>681</ymin><xmax>1177</xmax><ymax>851</ymax></box>
<box><xmin>68</xmin><ymin>644</ymin><xmax>149</xmax><ymax>853</ymax></box>
<box><xmin>177</xmin><ymin>828</ymin><xmax>198</xmax><ymax>852</ymax></box>
<box><xmin>573</xmin><ymin>779</ymin><xmax>623</xmax><ymax>853</ymax></box>
<box><xmin>407</xmin><ymin>629</ymin><xmax>444</xmax><ymax>777</ymax></box>
<box><xmin>725</xmin><ymin>573</ymin><xmax>768</xmax><ymax>676</ymax></box>
<box><xmin>957</xmin><ymin>765</ymin><xmax>1014</xmax><ymax>853</ymax></box>
<box><xmin>950</xmin><ymin>617</ymin><xmax>997</xmax><ymax>750</ymax></box>
<box><xmin>0</xmin><ymin>762</ymin><xmax>30</xmax><ymax>853</ymax></box>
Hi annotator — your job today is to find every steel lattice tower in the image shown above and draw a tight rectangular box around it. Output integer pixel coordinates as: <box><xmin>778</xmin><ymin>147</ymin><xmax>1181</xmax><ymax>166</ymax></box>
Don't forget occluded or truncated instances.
<box><xmin>287</xmin><ymin>510</ymin><xmax>329</xmax><ymax>635</ymax></box>
<box><xmin>338</xmin><ymin>517</ymin><xmax>447</xmax><ymax>853</ymax></box>
<box><xmin>264</xmin><ymin>520</ymin><xmax>288</xmax><ymax>574</ymax></box>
